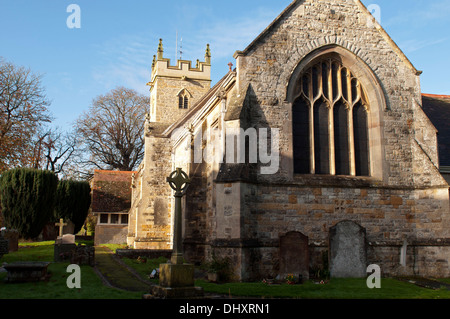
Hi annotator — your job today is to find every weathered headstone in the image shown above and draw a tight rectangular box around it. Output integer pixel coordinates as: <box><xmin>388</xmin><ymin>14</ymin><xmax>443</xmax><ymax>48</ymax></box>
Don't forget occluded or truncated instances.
<box><xmin>279</xmin><ymin>231</ymin><xmax>309</xmax><ymax>281</ymax></box>
<box><xmin>400</xmin><ymin>240</ymin><xmax>407</xmax><ymax>267</ymax></box>
<box><xmin>2</xmin><ymin>229</ymin><xmax>19</xmax><ymax>252</ymax></box>
<box><xmin>56</xmin><ymin>234</ymin><xmax>76</xmax><ymax>245</ymax></box>
<box><xmin>54</xmin><ymin>221</ymin><xmax>77</xmax><ymax>263</ymax></box>
<box><xmin>0</xmin><ymin>234</ymin><xmax>8</xmax><ymax>260</ymax></box>
<box><xmin>329</xmin><ymin>220</ymin><xmax>367</xmax><ymax>278</ymax></box>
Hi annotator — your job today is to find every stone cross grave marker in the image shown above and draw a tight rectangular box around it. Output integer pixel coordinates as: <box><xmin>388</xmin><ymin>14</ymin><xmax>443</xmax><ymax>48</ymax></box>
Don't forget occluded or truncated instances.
<box><xmin>166</xmin><ymin>167</ymin><xmax>191</xmax><ymax>265</ymax></box>
<box><xmin>149</xmin><ymin>168</ymin><xmax>204</xmax><ymax>298</ymax></box>
<box><xmin>55</xmin><ymin>218</ymin><xmax>67</xmax><ymax>237</ymax></box>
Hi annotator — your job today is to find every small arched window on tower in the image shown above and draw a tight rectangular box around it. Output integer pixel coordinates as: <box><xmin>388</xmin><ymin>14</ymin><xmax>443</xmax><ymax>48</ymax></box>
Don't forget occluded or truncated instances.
<box><xmin>178</xmin><ymin>88</ymin><xmax>192</xmax><ymax>109</ymax></box>
<box><xmin>292</xmin><ymin>56</ymin><xmax>370</xmax><ymax>177</ymax></box>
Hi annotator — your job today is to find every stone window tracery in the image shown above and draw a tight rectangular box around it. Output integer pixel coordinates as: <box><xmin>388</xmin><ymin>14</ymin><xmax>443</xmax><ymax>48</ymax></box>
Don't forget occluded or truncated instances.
<box><xmin>293</xmin><ymin>56</ymin><xmax>370</xmax><ymax>176</ymax></box>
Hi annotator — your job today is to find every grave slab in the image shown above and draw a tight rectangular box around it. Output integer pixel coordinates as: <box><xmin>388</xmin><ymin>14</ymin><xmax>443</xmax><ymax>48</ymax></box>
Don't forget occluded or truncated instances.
<box><xmin>3</xmin><ymin>262</ymin><xmax>50</xmax><ymax>283</ymax></box>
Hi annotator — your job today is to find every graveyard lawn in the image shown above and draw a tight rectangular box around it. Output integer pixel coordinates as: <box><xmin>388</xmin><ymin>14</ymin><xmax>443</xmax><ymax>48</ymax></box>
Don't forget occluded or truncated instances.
<box><xmin>119</xmin><ymin>255</ymin><xmax>450</xmax><ymax>299</ymax></box>
<box><xmin>0</xmin><ymin>241</ymin><xmax>143</xmax><ymax>299</ymax></box>
<box><xmin>196</xmin><ymin>278</ymin><xmax>450</xmax><ymax>299</ymax></box>
<box><xmin>1</xmin><ymin>242</ymin><xmax>450</xmax><ymax>299</ymax></box>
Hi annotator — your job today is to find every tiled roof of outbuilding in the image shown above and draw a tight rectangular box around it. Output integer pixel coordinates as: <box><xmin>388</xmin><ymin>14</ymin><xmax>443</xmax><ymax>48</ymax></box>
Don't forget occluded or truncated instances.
<box><xmin>91</xmin><ymin>170</ymin><xmax>136</xmax><ymax>213</ymax></box>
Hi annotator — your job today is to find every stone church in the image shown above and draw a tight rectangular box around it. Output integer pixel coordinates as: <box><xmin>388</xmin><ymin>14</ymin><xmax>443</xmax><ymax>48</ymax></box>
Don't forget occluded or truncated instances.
<box><xmin>126</xmin><ymin>0</ymin><xmax>450</xmax><ymax>280</ymax></box>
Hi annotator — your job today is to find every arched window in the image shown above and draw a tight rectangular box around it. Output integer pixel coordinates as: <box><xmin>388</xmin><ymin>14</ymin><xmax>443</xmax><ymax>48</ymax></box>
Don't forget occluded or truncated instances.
<box><xmin>292</xmin><ymin>56</ymin><xmax>370</xmax><ymax>176</ymax></box>
<box><xmin>177</xmin><ymin>89</ymin><xmax>191</xmax><ymax>109</ymax></box>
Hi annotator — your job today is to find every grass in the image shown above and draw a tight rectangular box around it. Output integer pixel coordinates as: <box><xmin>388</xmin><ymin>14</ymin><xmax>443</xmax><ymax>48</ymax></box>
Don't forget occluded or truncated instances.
<box><xmin>120</xmin><ymin>255</ymin><xmax>450</xmax><ymax>299</ymax></box>
<box><xmin>121</xmin><ymin>256</ymin><xmax>168</xmax><ymax>285</ymax></box>
<box><xmin>1</xmin><ymin>242</ymin><xmax>449</xmax><ymax>299</ymax></box>
<box><xmin>195</xmin><ymin>278</ymin><xmax>450</xmax><ymax>299</ymax></box>
<box><xmin>0</xmin><ymin>241</ymin><xmax>143</xmax><ymax>299</ymax></box>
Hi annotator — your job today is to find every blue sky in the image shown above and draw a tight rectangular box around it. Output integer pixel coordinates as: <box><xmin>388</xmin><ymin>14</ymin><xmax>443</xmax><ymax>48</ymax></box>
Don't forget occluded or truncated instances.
<box><xmin>1</xmin><ymin>0</ymin><xmax>449</xmax><ymax>130</ymax></box>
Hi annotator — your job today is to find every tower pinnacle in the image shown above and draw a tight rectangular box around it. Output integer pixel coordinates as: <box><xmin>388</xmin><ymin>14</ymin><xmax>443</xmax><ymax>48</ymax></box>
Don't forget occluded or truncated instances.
<box><xmin>157</xmin><ymin>38</ymin><xmax>164</xmax><ymax>60</ymax></box>
<box><xmin>205</xmin><ymin>44</ymin><xmax>211</xmax><ymax>65</ymax></box>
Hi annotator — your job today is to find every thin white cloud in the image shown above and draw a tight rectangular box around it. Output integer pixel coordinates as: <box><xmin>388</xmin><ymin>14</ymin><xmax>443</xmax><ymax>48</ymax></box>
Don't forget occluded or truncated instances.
<box><xmin>91</xmin><ymin>33</ymin><xmax>154</xmax><ymax>94</ymax></box>
<box><xmin>399</xmin><ymin>37</ymin><xmax>448</xmax><ymax>53</ymax></box>
<box><xmin>90</xmin><ymin>5</ymin><xmax>284</xmax><ymax>92</ymax></box>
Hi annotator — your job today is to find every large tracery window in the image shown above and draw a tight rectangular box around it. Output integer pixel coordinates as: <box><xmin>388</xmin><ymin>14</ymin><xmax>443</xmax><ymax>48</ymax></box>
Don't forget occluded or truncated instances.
<box><xmin>293</xmin><ymin>57</ymin><xmax>370</xmax><ymax>176</ymax></box>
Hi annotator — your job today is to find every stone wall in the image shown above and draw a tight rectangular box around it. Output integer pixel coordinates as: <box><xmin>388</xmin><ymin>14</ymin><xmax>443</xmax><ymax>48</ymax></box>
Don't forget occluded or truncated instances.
<box><xmin>94</xmin><ymin>224</ymin><xmax>128</xmax><ymax>246</ymax></box>
<box><xmin>210</xmin><ymin>182</ymin><xmax>450</xmax><ymax>280</ymax></box>
<box><xmin>232</xmin><ymin>0</ymin><xmax>446</xmax><ymax>189</ymax></box>
<box><xmin>131</xmin><ymin>0</ymin><xmax>450</xmax><ymax>280</ymax></box>
<box><xmin>204</xmin><ymin>0</ymin><xmax>450</xmax><ymax>280</ymax></box>
<box><xmin>128</xmin><ymin>135</ymin><xmax>174</xmax><ymax>249</ymax></box>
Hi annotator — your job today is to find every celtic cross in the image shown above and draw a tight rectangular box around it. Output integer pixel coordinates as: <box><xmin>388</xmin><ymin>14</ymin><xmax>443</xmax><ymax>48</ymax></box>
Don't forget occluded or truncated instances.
<box><xmin>166</xmin><ymin>168</ymin><xmax>191</xmax><ymax>264</ymax></box>
<box><xmin>167</xmin><ymin>168</ymin><xmax>190</xmax><ymax>197</ymax></box>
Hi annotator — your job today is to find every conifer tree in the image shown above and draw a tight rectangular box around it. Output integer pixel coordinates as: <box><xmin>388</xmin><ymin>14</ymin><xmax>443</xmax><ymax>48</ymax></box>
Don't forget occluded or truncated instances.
<box><xmin>54</xmin><ymin>179</ymin><xmax>91</xmax><ymax>234</ymax></box>
<box><xmin>0</xmin><ymin>168</ymin><xmax>58</xmax><ymax>239</ymax></box>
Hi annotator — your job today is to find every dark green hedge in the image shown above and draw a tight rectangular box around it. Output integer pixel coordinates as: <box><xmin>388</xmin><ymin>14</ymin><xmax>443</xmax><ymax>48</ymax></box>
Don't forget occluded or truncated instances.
<box><xmin>54</xmin><ymin>179</ymin><xmax>91</xmax><ymax>234</ymax></box>
<box><xmin>0</xmin><ymin>168</ymin><xmax>58</xmax><ymax>239</ymax></box>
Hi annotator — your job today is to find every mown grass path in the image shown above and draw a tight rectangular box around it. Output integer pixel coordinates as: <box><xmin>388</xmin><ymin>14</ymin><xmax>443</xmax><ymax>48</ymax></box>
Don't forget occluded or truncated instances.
<box><xmin>94</xmin><ymin>246</ymin><xmax>151</xmax><ymax>292</ymax></box>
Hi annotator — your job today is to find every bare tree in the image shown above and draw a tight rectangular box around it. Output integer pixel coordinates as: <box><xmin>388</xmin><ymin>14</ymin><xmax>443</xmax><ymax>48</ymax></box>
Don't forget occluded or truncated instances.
<box><xmin>34</xmin><ymin>127</ymin><xmax>78</xmax><ymax>174</ymax></box>
<box><xmin>75</xmin><ymin>86</ymin><xmax>149</xmax><ymax>172</ymax></box>
<box><xmin>0</xmin><ymin>57</ymin><xmax>52</xmax><ymax>171</ymax></box>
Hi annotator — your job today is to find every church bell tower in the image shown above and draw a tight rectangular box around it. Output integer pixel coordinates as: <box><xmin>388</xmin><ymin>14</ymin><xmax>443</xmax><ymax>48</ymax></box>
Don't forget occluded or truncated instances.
<box><xmin>147</xmin><ymin>39</ymin><xmax>212</xmax><ymax>126</ymax></box>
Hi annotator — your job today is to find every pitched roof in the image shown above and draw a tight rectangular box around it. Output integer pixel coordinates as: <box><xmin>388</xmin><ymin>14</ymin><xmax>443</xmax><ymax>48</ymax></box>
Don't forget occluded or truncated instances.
<box><xmin>236</xmin><ymin>0</ymin><xmax>420</xmax><ymax>75</ymax></box>
<box><xmin>91</xmin><ymin>170</ymin><xmax>136</xmax><ymax>213</ymax></box>
<box><xmin>421</xmin><ymin>94</ymin><xmax>450</xmax><ymax>167</ymax></box>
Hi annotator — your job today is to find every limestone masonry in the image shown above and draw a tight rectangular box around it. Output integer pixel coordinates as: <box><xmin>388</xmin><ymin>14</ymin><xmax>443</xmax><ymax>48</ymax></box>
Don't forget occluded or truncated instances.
<box><xmin>127</xmin><ymin>0</ymin><xmax>450</xmax><ymax>280</ymax></box>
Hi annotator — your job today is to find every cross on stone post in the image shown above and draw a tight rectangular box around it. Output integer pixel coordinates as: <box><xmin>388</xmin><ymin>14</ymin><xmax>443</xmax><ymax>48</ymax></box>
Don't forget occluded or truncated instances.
<box><xmin>167</xmin><ymin>168</ymin><xmax>191</xmax><ymax>265</ymax></box>
<box><xmin>55</xmin><ymin>218</ymin><xmax>67</xmax><ymax>238</ymax></box>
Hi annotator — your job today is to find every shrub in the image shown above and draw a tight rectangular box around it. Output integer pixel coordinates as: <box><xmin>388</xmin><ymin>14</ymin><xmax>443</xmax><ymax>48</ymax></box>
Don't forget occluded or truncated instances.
<box><xmin>203</xmin><ymin>253</ymin><xmax>234</xmax><ymax>283</ymax></box>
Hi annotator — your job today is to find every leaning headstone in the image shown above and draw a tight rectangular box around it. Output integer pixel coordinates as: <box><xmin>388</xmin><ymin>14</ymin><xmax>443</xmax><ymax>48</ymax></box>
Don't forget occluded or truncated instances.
<box><xmin>329</xmin><ymin>220</ymin><xmax>367</xmax><ymax>278</ymax></box>
<box><xmin>279</xmin><ymin>231</ymin><xmax>309</xmax><ymax>281</ymax></box>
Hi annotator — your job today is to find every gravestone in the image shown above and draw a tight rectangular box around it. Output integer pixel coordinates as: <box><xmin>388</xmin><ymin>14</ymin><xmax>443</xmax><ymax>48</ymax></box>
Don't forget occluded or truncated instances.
<box><xmin>56</xmin><ymin>234</ymin><xmax>76</xmax><ymax>245</ymax></box>
<box><xmin>279</xmin><ymin>231</ymin><xmax>309</xmax><ymax>281</ymax></box>
<box><xmin>400</xmin><ymin>240</ymin><xmax>407</xmax><ymax>267</ymax></box>
<box><xmin>329</xmin><ymin>220</ymin><xmax>367</xmax><ymax>278</ymax></box>
<box><xmin>55</xmin><ymin>218</ymin><xmax>67</xmax><ymax>237</ymax></box>
<box><xmin>2</xmin><ymin>229</ymin><xmax>19</xmax><ymax>252</ymax></box>
<box><xmin>54</xmin><ymin>220</ymin><xmax>77</xmax><ymax>262</ymax></box>
<box><xmin>0</xmin><ymin>234</ymin><xmax>8</xmax><ymax>259</ymax></box>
